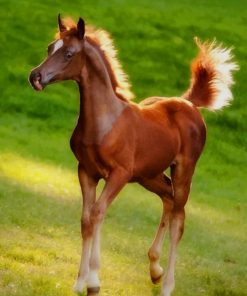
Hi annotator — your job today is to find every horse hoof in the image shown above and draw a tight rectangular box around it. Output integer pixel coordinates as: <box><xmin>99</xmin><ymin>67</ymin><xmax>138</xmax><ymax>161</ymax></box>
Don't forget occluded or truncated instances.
<box><xmin>151</xmin><ymin>273</ymin><xmax>163</xmax><ymax>285</ymax></box>
<box><xmin>87</xmin><ymin>286</ymin><xmax>100</xmax><ymax>295</ymax></box>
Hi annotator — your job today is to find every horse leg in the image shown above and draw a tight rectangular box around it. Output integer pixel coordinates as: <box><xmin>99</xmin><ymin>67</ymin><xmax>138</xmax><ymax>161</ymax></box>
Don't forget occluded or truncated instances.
<box><xmin>86</xmin><ymin>224</ymin><xmax>101</xmax><ymax>295</ymax></box>
<box><xmin>74</xmin><ymin>165</ymin><xmax>98</xmax><ymax>293</ymax></box>
<box><xmin>161</xmin><ymin>161</ymin><xmax>195</xmax><ymax>296</ymax></box>
<box><xmin>86</xmin><ymin>167</ymin><xmax>130</xmax><ymax>295</ymax></box>
<box><xmin>139</xmin><ymin>174</ymin><xmax>173</xmax><ymax>284</ymax></box>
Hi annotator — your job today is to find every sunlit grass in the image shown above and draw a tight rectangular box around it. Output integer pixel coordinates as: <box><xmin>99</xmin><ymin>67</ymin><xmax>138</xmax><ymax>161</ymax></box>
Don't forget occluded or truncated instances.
<box><xmin>0</xmin><ymin>151</ymin><xmax>246</xmax><ymax>295</ymax></box>
<box><xmin>0</xmin><ymin>152</ymin><xmax>80</xmax><ymax>200</ymax></box>
<box><xmin>187</xmin><ymin>201</ymin><xmax>246</xmax><ymax>241</ymax></box>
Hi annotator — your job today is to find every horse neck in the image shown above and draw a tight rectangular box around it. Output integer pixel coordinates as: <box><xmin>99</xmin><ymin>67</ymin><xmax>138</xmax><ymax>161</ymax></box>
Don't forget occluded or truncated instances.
<box><xmin>77</xmin><ymin>40</ymin><xmax>127</xmax><ymax>144</ymax></box>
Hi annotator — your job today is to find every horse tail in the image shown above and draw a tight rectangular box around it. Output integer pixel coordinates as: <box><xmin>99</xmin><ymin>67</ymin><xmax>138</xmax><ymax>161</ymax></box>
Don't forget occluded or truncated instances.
<box><xmin>182</xmin><ymin>37</ymin><xmax>239</xmax><ymax>110</ymax></box>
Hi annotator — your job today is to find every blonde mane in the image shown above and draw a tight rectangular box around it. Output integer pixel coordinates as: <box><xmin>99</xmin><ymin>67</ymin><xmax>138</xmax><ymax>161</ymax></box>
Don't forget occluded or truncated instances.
<box><xmin>57</xmin><ymin>18</ymin><xmax>134</xmax><ymax>101</ymax></box>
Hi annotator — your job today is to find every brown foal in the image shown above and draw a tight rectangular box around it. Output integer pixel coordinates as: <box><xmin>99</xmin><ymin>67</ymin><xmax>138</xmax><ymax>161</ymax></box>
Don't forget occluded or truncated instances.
<box><xmin>29</xmin><ymin>15</ymin><xmax>238</xmax><ymax>296</ymax></box>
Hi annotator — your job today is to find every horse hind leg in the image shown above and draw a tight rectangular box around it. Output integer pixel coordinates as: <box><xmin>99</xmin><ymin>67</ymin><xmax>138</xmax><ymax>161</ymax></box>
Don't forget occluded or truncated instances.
<box><xmin>139</xmin><ymin>173</ymin><xmax>174</xmax><ymax>284</ymax></box>
<box><xmin>149</xmin><ymin>198</ymin><xmax>174</xmax><ymax>284</ymax></box>
<box><xmin>161</xmin><ymin>161</ymin><xmax>196</xmax><ymax>296</ymax></box>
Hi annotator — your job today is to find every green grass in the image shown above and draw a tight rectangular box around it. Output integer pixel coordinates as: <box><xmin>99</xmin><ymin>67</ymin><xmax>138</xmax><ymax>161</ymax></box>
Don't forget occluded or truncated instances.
<box><xmin>0</xmin><ymin>0</ymin><xmax>247</xmax><ymax>295</ymax></box>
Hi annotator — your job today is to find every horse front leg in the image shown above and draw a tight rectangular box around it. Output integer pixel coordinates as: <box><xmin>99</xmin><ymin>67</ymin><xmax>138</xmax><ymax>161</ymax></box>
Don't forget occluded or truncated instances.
<box><xmin>86</xmin><ymin>224</ymin><xmax>101</xmax><ymax>295</ymax></box>
<box><xmin>74</xmin><ymin>164</ymin><xmax>98</xmax><ymax>294</ymax></box>
<box><xmin>86</xmin><ymin>167</ymin><xmax>130</xmax><ymax>295</ymax></box>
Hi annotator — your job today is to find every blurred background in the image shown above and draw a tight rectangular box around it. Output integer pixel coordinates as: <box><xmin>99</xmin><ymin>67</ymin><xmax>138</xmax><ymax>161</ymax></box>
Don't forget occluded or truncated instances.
<box><xmin>0</xmin><ymin>0</ymin><xmax>246</xmax><ymax>295</ymax></box>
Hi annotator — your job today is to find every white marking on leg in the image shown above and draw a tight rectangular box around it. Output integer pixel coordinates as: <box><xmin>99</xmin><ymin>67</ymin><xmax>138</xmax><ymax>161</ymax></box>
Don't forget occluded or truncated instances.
<box><xmin>73</xmin><ymin>238</ymin><xmax>92</xmax><ymax>293</ymax></box>
<box><xmin>51</xmin><ymin>39</ymin><xmax>64</xmax><ymax>55</ymax></box>
<box><xmin>162</xmin><ymin>219</ymin><xmax>182</xmax><ymax>296</ymax></box>
<box><xmin>73</xmin><ymin>277</ymin><xmax>87</xmax><ymax>293</ymax></box>
<box><xmin>87</xmin><ymin>270</ymin><xmax>100</xmax><ymax>288</ymax></box>
<box><xmin>87</xmin><ymin>225</ymin><xmax>101</xmax><ymax>288</ymax></box>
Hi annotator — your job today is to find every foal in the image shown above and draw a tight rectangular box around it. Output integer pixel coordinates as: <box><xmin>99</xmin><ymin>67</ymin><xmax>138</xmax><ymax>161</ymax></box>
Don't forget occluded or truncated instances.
<box><xmin>29</xmin><ymin>16</ymin><xmax>238</xmax><ymax>296</ymax></box>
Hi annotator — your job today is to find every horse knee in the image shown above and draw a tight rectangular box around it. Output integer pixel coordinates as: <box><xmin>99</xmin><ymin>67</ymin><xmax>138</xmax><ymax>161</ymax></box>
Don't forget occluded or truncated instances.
<box><xmin>81</xmin><ymin>214</ymin><xmax>93</xmax><ymax>238</ymax></box>
<box><xmin>90</xmin><ymin>203</ymin><xmax>105</xmax><ymax>225</ymax></box>
<box><xmin>172</xmin><ymin>204</ymin><xmax>185</xmax><ymax>218</ymax></box>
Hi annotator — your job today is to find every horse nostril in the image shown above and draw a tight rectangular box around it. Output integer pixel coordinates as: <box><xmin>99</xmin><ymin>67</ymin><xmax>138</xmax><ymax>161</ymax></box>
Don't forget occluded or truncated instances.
<box><xmin>29</xmin><ymin>71</ymin><xmax>43</xmax><ymax>91</ymax></box>
<box><xmin>30</xmin><ymin>72</ymin><xmax>41</xmax><ymax>83</ymax></box>
<box><xmin>35</xmin><ymin>72</ymin><xmax>41</xmax><ymax>81</ymax></box>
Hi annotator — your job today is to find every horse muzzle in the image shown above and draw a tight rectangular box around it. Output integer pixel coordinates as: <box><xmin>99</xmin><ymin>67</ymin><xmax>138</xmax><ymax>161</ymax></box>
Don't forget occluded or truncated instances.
<box><xmin>29</xmin><ymin>71</ymin><xmax>45</xmax><ymax>91</ymax></box>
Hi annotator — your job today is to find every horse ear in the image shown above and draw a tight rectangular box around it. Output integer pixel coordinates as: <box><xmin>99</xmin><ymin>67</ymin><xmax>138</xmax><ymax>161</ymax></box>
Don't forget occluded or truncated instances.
<box><xmin>77</xmin><ymin>17</ymin><xmax>85</xmax><ymax>39</ymax></box>
<box><xmin>58</xmin><ymin>13</ymin><xmax>67</xmax><ymax>33</ymax></box>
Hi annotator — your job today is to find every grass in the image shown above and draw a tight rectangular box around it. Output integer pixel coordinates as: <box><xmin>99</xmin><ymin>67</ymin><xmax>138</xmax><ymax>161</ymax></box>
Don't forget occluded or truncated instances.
<box><xmin>0</xmin><ymin>0</ymin><xmax>247</xmax><ymax>295</ymax></box>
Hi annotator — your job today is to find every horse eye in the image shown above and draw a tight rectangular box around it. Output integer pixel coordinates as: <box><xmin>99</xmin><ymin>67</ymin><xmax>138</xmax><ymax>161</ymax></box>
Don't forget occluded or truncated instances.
<box><xmin>65</xmin><ymin>51</ymin><xmax>73</xmax><ymax>59</ymax></box>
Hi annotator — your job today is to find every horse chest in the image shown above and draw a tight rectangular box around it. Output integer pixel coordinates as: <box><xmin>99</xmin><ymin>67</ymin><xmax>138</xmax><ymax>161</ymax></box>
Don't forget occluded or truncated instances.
<box><xmin>70</xmin><ymin>129</ymin><xmax>110</xmax><ymax>179</ymax></box>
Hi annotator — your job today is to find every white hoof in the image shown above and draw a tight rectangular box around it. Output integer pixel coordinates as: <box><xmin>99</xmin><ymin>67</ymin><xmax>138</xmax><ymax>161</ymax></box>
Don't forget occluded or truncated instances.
<box><xmin>73</xmin><ymin>278</ymin><xmax>87</xmax><ymax>294</ymax></box>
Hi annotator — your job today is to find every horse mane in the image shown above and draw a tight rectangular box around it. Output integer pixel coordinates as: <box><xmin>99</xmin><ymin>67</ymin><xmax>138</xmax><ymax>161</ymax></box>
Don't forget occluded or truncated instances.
<box><xmin>56</xmin><ymin>17</ymin><xmax>135</xmax><ymax>101</ymax></box>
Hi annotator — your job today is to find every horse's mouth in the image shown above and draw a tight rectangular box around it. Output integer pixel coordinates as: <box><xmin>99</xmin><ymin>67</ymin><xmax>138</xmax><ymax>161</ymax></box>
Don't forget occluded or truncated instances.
<box><xmin>33</xmin><ymin>77</ymin><xmax>44</xmax><ymax>91</ymax></box>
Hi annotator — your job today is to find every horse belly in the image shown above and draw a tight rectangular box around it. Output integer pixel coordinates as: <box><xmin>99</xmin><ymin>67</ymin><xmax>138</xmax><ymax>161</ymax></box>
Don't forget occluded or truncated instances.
<box><xmin>133</xmin><ymin>127</ymin><xmax>180</xmax><ymax>178</ymax></box>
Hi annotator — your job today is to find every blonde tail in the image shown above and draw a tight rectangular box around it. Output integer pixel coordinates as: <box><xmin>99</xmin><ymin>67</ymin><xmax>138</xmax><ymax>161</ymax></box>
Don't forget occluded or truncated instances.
<box><xmin>183</xmin><ymin>37</ymin><xmax>239</xmax><ymax>110</ymax></box>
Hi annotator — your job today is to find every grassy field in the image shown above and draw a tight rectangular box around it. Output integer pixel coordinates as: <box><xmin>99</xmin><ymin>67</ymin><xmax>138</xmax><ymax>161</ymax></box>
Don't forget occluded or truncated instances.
<box><xmin>0</xmin><ymin>0</ymin><xmax>246</xmax><ymax>295</ymax></box>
